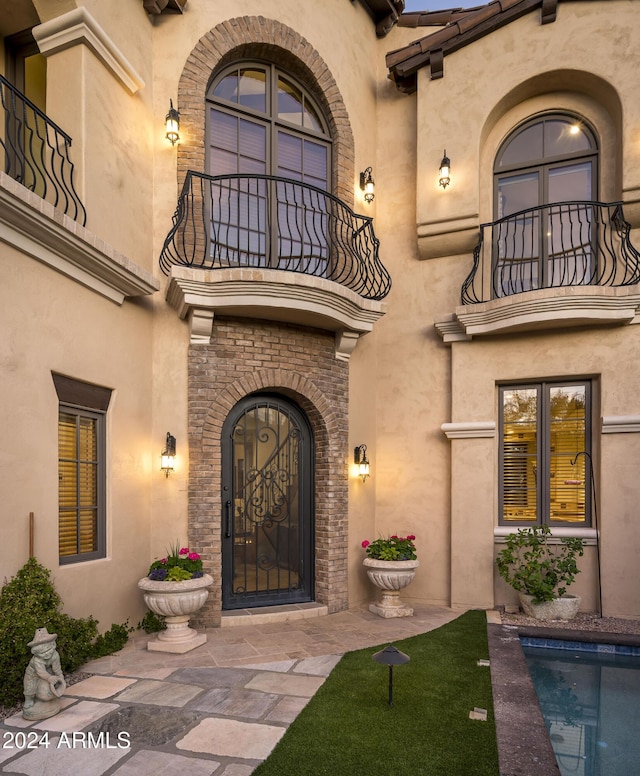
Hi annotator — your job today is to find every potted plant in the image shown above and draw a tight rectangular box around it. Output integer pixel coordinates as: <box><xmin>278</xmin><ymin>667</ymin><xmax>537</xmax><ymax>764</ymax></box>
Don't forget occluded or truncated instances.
<box><xmin>496</xmin><ymin>526</ymin><xmax>585</xmax><ymax>620</ymax></box>
<box><xmin>138</xmin><ymin>542</ymin><xmax>213</xmax><ymax>653</ymax></box>
<box><xmin>361</xmin><ymin>535</ymin><xmax>419</xmax><ymax>618</ymax></box>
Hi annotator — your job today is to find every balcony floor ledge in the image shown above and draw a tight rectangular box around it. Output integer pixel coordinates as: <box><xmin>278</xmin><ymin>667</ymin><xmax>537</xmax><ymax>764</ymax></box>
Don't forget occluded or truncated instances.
<box><xmin>0</xmin><ymin>172</ymin><xmax>159</xmax><ymax>303</ymax></box>
<box><xmin>435</xmin><ymin>285</ymin><xmax>640</xmax><ymax>343</ymax></box>
<box><xmin>166</xmin><ymin>266</ymin><xmax>387</xmax><ymax>359</ymax></box>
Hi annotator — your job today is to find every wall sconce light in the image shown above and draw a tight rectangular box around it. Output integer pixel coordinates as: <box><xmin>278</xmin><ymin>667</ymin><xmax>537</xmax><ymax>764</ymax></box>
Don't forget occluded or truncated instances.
<box><xmin>360</xmin><ymin>167</ymin><xmax>375</xmax><ymax>203</ymax></box>
<box><xmin>165</xmin><ymin>99</ymin><xmax>180</xmax><ymax>145</ymax></box>
<box><xmin>354</xmin><ymin>444</ymin><xmax>370</xmax><ymax>482</ymax></box>
<box><xmin>438</xmin><ymin>150</ymin><xmax>451</xmax><ymax>189</ymax></box>
<box><xmin>161</xmin><ymin>432</ymin><xmax>176</xmax><ymax>477</ymax></box>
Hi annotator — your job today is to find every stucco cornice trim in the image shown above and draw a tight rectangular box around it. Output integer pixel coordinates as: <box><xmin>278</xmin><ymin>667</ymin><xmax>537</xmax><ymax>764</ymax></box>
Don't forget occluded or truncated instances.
<box><xmin>494</xmin><ymin>526</ymin><xmax>597</xmax><ymax>544</ymax></box>
<box><xmin>417</xmin><ymin>213</ymin><xmax>479</xmax><ymax>260</ymax></box>
<box><xmin>0</xmin><ymin>172</ymin><xmax>159</xmax><ymax>303</ymax></box>
<box><xmin>166</xmin><ymin>267</ymin><xmax>386</xmax><ymax>356</ymax></box>
<box><xmin>33</xmin><ymin>7</ymin><xmax>145</xmax><ymax>94</ymax></box>
<box><xmin>601</xmin><ymin>416</ymin><xmax>640</xmax><ymax>434</ymax></box>
<box><xmin>442</xmin><ymin>421</ymin><xmax>496</xmax><ymax>439</ymax></box>
<box><xmin>435</xmin><ymin>286</ymin><xmax>640</xmax><ymax>343</ymax></box>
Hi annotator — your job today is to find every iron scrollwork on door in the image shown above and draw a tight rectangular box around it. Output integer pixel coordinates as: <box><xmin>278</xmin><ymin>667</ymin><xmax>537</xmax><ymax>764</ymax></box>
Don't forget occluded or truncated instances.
<box><xmin>222</xmin><ymin>396</ymin><xmax>312</xmax><ymax>608</ymax></box>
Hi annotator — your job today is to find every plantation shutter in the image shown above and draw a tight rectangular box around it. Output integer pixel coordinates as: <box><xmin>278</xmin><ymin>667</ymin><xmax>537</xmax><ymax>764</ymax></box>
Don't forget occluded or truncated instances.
<box><xmin>58</xmin><ymin>410</ymin><xmax>100</xmax><ymax>557</ymax></box>
<box><xmin>54</xmin><ymin>374</ymin><xmax>110</xmax><ymax>562</ymax></box>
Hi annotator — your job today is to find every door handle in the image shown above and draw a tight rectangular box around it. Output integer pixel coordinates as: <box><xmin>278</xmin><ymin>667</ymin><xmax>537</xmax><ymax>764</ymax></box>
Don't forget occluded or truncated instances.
<box><xmin>225</xmin><ymin>500</ymin><xmax>232</xmax><ymax>538</ymax></box>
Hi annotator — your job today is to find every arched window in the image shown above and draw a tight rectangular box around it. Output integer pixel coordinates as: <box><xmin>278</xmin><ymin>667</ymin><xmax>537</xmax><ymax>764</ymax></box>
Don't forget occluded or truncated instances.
<box><xmin>492</xmin><ymin>114</ymin><xmax>599</xmax><ymax>293</ymax></box>
<box><xmin>495</xmin><ymin>113</ymin><xmax>597</xmax><ymax>217</ymax></box>
<box><xmin>207</xmin><ymin>62</ymin><xmax>330</xmax><ymax>184</ymax></box>
<box><xmin>205</xmin><ymin>62</ymin><xmax>332</xmax><ymax>268</ymax></box>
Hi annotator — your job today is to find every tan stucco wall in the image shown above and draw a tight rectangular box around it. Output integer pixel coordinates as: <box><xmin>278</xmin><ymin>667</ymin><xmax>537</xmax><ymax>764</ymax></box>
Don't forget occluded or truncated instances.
<box><xmin>402</xmin><ymin>0</ymin><xmax>640</xmax><ymax>616</ymax></box>
<box><xmin>416</xmin><ymin>1</ymin><xmax>640</xmax><ymax>261</ymax></box>
<box><xmin>3</xmin><ymin>0</ymin><xmax>640</xmax><ymax>627</ymax></box>
<box><xmin>447</xmin><ymin>325</ymin><xmax>640</xmax><ymax>615</ymax></box>
<box><xmin>0</xmin><ymin>241</ymin><xmax>154</xmax><ymax>627</ymax></box>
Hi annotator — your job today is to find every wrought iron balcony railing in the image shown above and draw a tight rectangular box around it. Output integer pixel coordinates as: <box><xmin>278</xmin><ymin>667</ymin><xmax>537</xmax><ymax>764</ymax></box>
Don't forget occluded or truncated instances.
<box><xmin>159</xmin><ymin>171</ymin><xmax>392</xmax><ymax>301</ymax></box>
<box><xmin>461</xmin><ymin>201</ymin><xmax>640</xmax><ymax>305</ymax></box>
<box><xmin>1</xmin><ymin>74</ymin><xmax>86</xmax><ymax>225</ymax></box>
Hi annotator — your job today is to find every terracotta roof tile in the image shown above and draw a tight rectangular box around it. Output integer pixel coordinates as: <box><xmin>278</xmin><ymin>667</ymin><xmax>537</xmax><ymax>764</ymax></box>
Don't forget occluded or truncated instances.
<box><xmin>398</xmin><ymin>8</ymin><xmax>483</xmax><ymax>27</ymax></box>
<box><xmin>387</xmin><ymin>0</ymin><xmax>557</xmax><ymax>92</ymax></box>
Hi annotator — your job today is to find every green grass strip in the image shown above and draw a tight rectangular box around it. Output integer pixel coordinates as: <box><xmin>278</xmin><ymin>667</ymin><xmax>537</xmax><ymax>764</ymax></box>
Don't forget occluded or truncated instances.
<box><xmin>253</xmin><ymin>610</ymin><xmax>499</xmax><ymax>776</ymax></box>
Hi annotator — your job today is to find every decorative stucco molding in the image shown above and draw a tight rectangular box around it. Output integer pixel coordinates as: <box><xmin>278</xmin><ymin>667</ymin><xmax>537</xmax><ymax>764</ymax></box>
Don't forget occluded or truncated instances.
<box><xmin>494</xmin><ymin>526</ymin><xmax>598</xmax><ymax>545</ymax></box>
<box><xmin>188</xmin><ymin>308</ymin><xmax>215</xmax><ymax>343</ymax></box>
<box><xmin>0</xmin><ymin>172</ymin><xmax>159</xmax><ymax>304</ymax></box>
<box><xmin>623</xmin><ymin>186</ymin><xmax>640</xmax><ymax>229</ymax></box>
<box><xmin>417</xmin><ymin>213</ymin><xmax>479</xmax><ymax>260</ymax></box>
<box><xmin>143</xmin><ymin>0</ymin><xmax>186</xmax><ymax>15</ymax></box>
<box><xmin>335</xmin><ymin>330</ymin><xmax>361</xmax><ymax>362</ymax></box>
<box><xmin>33</xmin><ymin>7</ymin><xmax>144</xmax><ymax>94</ymax></box>
<box><xmin>441</xmin><ymin>421</ymin><xmax>496</xmax><ymax>439</ymax></box>
<box><xmin>166</xmin><ymin>266</ymin><xmax>386</xmax><ymax>357</ymax></box>
<box><xmin>601</xmin><ymin>415</ymin><xmax>640</xmax><ymax>434</ymax></box>
<box><xmin>435</xmin><ymin>285</ymin><xmax>640</xmax><ymax>343</ymax></box>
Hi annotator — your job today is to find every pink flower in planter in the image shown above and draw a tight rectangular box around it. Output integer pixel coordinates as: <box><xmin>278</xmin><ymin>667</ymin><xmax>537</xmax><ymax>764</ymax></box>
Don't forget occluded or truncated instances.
<box><xmin>361</xmin><ymin>540</ymin><xmax>370</xmax><ymax>549</ymax></box>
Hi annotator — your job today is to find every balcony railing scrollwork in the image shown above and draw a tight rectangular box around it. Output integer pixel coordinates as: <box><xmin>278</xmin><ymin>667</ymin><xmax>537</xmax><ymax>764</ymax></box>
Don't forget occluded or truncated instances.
<box><xmin>159</xmin><ymin>171</ymin><xmax>391</xmax><ymax>301</ymax></box>
<box><xmin>462</xmin><ymin>201</ymin><xmax>640</xmax><ymax>304</ymax></box>
<box><xmin>0</xmin><ymin>74</ymin><xmax>86</xmax><ymax>225</ymax></box>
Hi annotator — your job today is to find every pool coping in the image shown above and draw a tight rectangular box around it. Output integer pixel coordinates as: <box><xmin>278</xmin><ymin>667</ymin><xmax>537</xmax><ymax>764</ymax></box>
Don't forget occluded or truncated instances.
<box><xmin>488</xmin><ymin>622</ymin><xmax>561</xmax><ymax>775</ymax></box>
<box><xmin>489</xmin><ymin>623</ymin><xmax>640</xmax><ymax>775</ymax></box>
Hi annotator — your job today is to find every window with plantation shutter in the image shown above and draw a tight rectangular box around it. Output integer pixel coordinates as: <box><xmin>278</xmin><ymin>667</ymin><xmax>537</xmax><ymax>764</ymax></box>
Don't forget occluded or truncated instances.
<box><xmin>53</xmin><ymin>375</ymin><xmax>110</xmax><ymax>563</ymax></box>
<box><xmin>499</xmin><ymin>381</ymin><xmax>591</xmax><ymax>526</ymax></box>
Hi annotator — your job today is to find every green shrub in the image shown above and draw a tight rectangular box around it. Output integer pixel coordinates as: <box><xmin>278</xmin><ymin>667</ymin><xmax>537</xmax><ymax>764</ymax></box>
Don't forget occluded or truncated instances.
<box><xmin>496</xmin><ymin>525</ymin><xmax>585</xmax><ymax>604</ymax></box>
<box><xmin>138</xmin><ymin>610</ymin><xmax>166</xmax><ymax>633</ymax></box>
<box><xmin>0</xmin><ymin>558</ymin><xmax>130</xmax><ymax>707</ymax></box>
<box><xmin>92</xmin><ymin>621</ymin><xmax>133</xmax><ymax>658</ymax></box>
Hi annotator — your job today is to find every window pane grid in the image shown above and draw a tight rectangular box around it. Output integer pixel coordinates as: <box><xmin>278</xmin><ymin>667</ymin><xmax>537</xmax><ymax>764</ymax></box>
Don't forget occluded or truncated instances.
<box><xmin>500</xmin><ymin>382</ymin><xmax>590</xmax><ymax>526</ymax></box>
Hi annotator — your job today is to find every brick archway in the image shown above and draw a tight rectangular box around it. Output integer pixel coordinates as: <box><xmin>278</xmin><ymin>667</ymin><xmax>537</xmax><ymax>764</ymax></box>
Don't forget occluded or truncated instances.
<box><xmin>177</xmin><ymin>16</ymin><xmax>355</xmax><ymax>203</ymax></box>
<box><xmin>188</xmin><ymin>321</ymin><xmax>349</xmax><ymax>626</ymax></box>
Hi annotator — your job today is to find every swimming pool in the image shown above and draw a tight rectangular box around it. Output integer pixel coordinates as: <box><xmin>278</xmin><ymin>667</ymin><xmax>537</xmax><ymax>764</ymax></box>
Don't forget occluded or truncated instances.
<box><xmin>523</xmin><ymin>638</ymin><xmax>640</xmax><ymax>776</ymax></box>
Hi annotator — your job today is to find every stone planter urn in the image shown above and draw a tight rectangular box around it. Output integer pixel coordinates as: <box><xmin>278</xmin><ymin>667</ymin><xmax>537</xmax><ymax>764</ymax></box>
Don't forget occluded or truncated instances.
<box><xmin>518</xmin><ymin>592</ymin><xmax>581</xmax><ymax>621</ymax></box>
<box><xmin>138</xmin><ymin>574</ymin><xmax>213</xmax><ymax>653</ymax></box>
<box><xmin>363</xmin><ymin>558</ymin><xmax>419</xmax><ymax>618</ymax></box>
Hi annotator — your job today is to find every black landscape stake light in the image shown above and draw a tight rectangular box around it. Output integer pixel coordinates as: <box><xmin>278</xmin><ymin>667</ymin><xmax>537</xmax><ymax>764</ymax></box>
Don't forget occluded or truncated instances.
<box><xmin>372</xmin><ymin>644</ymin><xmax>410</xmax><ymax>707</ymax></box>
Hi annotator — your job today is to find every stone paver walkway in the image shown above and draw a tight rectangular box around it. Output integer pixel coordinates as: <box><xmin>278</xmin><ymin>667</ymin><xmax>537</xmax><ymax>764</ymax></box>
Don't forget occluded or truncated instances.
<box><xmin>0</xmin><ymin>604</ymin><xmax>459</xmax><ymax>775</ymax></box>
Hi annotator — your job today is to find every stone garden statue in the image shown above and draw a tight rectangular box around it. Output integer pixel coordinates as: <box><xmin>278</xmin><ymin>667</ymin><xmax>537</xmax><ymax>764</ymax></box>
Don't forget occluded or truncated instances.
<box><xmin>22</xmin><ymin>627</ymin><xmax>66</xmax><ymax>720</ymax></box>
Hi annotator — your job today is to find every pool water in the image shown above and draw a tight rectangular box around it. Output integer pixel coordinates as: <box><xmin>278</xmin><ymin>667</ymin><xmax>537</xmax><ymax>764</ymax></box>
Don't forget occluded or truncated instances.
<box><xmin>523</xmin><ymin>641</ymin><xmax>640</xmax><ymax>776</ymax></box>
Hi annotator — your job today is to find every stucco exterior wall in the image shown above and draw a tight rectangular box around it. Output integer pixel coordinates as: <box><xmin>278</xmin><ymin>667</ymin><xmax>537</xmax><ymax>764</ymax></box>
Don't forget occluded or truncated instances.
<box><xmin>0</xmin><ymin>241</ymin><xmax>154</xmax><ymax>627</ymax></box>
<box><xmin>2</xmin><ymin>0</ymin><xmax>640</xmax><ymax>629</ymax></box>
<box><xmin>407</xmin><ymin>0</ymin><xmax>640</xmax><ymax>617</ymax></box>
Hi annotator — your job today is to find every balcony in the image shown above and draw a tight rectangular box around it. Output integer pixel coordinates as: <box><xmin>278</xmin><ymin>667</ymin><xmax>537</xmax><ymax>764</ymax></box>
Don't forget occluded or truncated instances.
<box><xmin>435</xmin><ymin>202</ymin><xmax>640</xmax><ymax>342</ymax></box>
<box><xmin>0</xmin><ymin>75</ymin><xmax>157</xmax><ymax>303</ymax></box>
<box><xmin>0</xmin><ymin>74</ymin><xmax>86</xmax><ymax>225</ymax></box>
<box><xmin>162</xmin><ymin>172</ymin><xmax>390</xmax><ymax>356</ymax></box>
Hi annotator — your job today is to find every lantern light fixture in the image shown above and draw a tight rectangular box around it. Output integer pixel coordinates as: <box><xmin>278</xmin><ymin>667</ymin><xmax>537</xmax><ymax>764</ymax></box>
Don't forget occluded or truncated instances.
<box><xmin>360</xmin><ymin>167</ymin><xmax>375</xmax><ymax>203</ymax></box>
<box><xmin>354</xmin><ymin>444</ymin><xmax>370</xmax><ymax>482</ymax></box>
<box><xmin>161</xmin><ymin>432</ymin><xmax>176</xmax><ymax>477</ymax></box>
<box><xmin>438</xmin><ymin>149</ymin><xmax>451</xmax><ymax>189</ymax></box>
<box><xmin>165</xmin><ymin>99</ymin><xmax>180</xmax><ymax>145</ymax></box>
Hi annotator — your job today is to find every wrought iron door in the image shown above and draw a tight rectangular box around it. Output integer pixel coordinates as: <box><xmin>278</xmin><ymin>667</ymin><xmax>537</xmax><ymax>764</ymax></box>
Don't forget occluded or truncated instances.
<box><xmin>221</xmin><ymin>395</ymin><xmax>313</xmax><ymax>609</ymax></box>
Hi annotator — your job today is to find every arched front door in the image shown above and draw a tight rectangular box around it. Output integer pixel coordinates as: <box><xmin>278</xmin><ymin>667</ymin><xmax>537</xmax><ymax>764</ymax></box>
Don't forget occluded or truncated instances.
<box><xmin>221</xmin><ymin>394</ymin><xmax>314</xmax><ymax>609</ymax></box>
